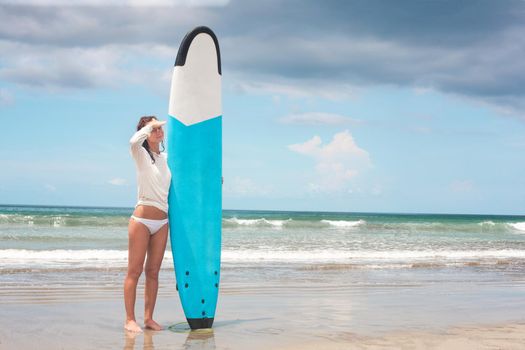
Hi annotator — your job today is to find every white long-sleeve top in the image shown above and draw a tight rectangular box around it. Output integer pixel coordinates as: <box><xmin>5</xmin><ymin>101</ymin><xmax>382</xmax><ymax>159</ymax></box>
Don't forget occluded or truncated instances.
<box><xmin>129</xmin><ymin>124</ymin><xmax>172</xmax><ymax>214</ymax></box>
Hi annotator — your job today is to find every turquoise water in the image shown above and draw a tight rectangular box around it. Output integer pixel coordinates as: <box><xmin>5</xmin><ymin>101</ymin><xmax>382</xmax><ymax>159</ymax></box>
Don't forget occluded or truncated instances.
<box><xmin>2</xmin><ymin>204</ymin><xmax>525</xmax><ymax>329</ymax></box>
<box><xmin>1</xmin><ymin>204</ymin><xmax>525</xmax><ymax>270</ymax></box>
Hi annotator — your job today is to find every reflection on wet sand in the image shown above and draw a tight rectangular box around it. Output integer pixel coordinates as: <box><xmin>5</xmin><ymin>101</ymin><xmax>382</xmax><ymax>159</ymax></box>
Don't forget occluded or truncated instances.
<box><xmin>183</xmin><ymin>329</ymin><xmax>215</xmax><ymax>350</ymax></box>
<box><xmin>123</xmin><ymin>324</ymin><xmax>216</xmax><ymax>350</ymax></box>
<box><xmin>167</xmin><ymin>322</ymin><xmax>217</xmax><ymax>350</ymax></box>
<box><xmin>123</xmin><ymin>330</ymin><xmax>155</xmax><ymax>350</ymax></box>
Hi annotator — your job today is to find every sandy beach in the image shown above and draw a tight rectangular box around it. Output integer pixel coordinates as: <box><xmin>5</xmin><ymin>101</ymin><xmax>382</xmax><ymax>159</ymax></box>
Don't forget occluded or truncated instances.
<box><xmin>284</xmin><ymin>323</ymin><xmax>525</xmax><ymax>350</ymax></box>
<box><xmin>2</xmin><ymin>298</ymin><xmax>525</xmax><ymax>350</ymax></box>
<box><xmin>1</xmin><ymin>266</ymin><xmax>525</xmax><ymax>350</ymax></box>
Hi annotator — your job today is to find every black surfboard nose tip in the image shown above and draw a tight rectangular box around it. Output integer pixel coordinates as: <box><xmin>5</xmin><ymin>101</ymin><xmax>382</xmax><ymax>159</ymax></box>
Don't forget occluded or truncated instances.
<box><xmin>187</xmin><ymin>317</ymin><xmax>214</xmax><ymax>330</ymax></box>
<box><xmin>174</xmin><ymin>26</ymin><xmax>221</xmax><ymax>75</ymax></box>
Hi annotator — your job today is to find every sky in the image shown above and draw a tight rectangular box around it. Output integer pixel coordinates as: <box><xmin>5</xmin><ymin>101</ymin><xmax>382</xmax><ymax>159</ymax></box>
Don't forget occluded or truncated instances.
<box><xmin>0</xmin><ymin>0</ymin><xmax>524</xmax><ymax>215</ymax></box>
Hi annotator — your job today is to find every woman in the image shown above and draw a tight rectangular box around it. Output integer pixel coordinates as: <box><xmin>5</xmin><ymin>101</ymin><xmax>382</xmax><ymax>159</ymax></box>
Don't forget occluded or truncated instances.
<box><xmin>124</xmin><ymin>116</ymin><xmax>171</xmax><ymax>333</ymax></box>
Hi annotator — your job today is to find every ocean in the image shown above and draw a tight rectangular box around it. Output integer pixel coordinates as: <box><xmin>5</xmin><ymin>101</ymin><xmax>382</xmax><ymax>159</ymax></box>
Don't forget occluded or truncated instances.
<box><xmin>2</xmin><ymin>204</ymin><xmax>525</xmax><ymax>273</ymax></box>
<box><xmin>2</xmin><ymin>204</ymin><xmax>525</xmax><ymax>346</ymax></box>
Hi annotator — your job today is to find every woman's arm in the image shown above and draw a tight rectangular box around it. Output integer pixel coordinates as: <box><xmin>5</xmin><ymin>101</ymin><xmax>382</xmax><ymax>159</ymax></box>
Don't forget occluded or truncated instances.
<box><xmin>129</xmin><ymin>124</ymin><xmax>154</xmax><ymax>160</ymax></box>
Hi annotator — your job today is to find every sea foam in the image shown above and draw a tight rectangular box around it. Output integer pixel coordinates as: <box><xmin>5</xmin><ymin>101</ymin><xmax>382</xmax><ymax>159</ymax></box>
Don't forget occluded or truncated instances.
<box><xmin>3</xmin><ymin>248</ymin><xmax>525</xmax><ymax>270</ymax></box>
<box><xmin>223</xmin><ymin>217</ymin><xmax>292</xmax><ymax>228</ymax></box>
<box><xmin>508</xmin><ymin>222</ymin><xmax>525</xmax><ymax>232</ymax></box>
<box><xmin>321</xmin><ymin>219</ymin><xmax>366</xmax><ymax>228</ymax></box>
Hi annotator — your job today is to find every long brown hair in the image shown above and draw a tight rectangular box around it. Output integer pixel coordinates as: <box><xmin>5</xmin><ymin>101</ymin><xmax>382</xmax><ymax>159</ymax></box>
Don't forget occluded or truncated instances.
<box><xmin>136</xmin><ymin>115</ymin><xmax>165</xmax><ymax>164</ymax></box>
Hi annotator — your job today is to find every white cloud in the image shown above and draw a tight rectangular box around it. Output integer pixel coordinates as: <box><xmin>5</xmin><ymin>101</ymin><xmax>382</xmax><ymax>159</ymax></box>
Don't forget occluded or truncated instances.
<box><xmin>288</xmin><ymin>130</ymin><xmax>371</xmax><ymax>193</ymax></box>
<box><xmin>231</xmin><ymin>77</ymin><xmax>361</xmax><ymax>100</ymax></box>
<box><xmin>108</xmin><ymin>178</ymin><xmax>127</xmax><ymax>186</ymax></box>
<box><xmin>409</xmin><ymin>126</ymin><xmax>432</xmax><ymax>134</ymax></box>
<box><xmin>288</xmin><ymin>135</ymin><xmax>322</xmax><ymax>155</ymax></box>
<box><xmin>0</xmin><ymin>41</ymin><xmax>174</xmax><ymax>91</ymax></box>
<box><xmin>0</xmin><ymin>0</ymin><xmax>229</xmax><ymax>6</ymax></box>
<box><xmin>0</xmin><ymin>43</ymin><xmax>121</xmax><ymax>89</ymax></box>
<box><xmin>0</xmin><ymin>89</ymin><xmax>15</xmax><ymax>106</ymax></box>
<box><xmin>279</xmin><ymin>112</ymin><xmax>361</xmax><ymax>126</ymax></box>
<box><xmin>449</xmin><ymin>180</ymin><xmax>474</xmax><ymax>193</ymax></box>
<box><xmin>44</xmin><ymin>184</ymin><xmax>56</xmax><ymax>191</ymax></box>
<box><xmin>2</xmin><ymin>2</ymin><xmax>525</xmax><ymax>116</ymax></box>
<box><xmin>371</xmin><ymin>184</ymin><xmax>383</xmax><ymax>196</ymax></box>
<box><xmin>223</xmin><ymin>176</ymin><xmax>272</xmax><ymax>198</ymax></box>
<box><xmin>413</xmin><ymin>87</ymin><xmax>434</xmax><ymax>95</ymax></box>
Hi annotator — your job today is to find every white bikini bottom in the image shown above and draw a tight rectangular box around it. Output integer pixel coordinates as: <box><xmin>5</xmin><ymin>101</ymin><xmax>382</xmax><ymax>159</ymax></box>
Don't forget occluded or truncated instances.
<box><xmin>130</xmin><ymin>215</ymin><xmax>168</xmax><ymax>235</ymax></box>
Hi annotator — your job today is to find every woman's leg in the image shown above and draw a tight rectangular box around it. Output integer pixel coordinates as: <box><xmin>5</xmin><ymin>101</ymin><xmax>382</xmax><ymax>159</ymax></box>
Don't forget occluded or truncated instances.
<box><xmin>124</xmin><ymin>218</ymin><xmax>150</xmax><ymax>332</ymax></box>
<box><xmin>144</xmin><ymin>223</ymin><xmax>168</xmax><ymax>330</ymax></box>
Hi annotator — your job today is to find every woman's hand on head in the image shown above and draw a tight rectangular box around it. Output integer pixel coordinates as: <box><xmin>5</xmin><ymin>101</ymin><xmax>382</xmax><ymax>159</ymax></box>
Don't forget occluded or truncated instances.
<box><xmin>146</xmin><ymin>119</ymin><xmax>167</xmax><ymax>129</ymax></box>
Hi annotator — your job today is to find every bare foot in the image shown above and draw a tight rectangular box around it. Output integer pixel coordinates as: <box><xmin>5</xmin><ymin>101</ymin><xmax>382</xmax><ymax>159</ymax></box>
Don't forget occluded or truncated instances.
<box><xmin>124</xmin><ymin>320</ymin><xmax>143</xmax><ymax>333</ymax></box>
<box><xmin>144</xmin><ymin>319</ymin><xmax>163</xmax><ymax>331</ymax></box>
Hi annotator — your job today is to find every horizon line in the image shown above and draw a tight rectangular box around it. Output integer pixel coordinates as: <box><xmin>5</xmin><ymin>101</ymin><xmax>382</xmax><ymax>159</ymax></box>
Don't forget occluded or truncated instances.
<box><xmin>0</xmin><ymin>203</ymin><xmax>523</xmax><ymax>217</ymax></box>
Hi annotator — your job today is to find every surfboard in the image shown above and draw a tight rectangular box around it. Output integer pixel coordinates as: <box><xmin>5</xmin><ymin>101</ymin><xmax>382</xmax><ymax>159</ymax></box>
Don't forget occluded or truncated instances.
<box><xmin>166</xmin><ymin>26</ymin><xmax>222</xmax><ymax>330</ymax></box>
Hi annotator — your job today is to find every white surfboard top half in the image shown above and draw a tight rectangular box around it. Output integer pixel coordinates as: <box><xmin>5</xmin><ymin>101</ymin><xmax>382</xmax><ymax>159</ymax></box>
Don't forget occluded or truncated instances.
<box><xmin>169</xmin><ymin>27</ymin><xmax>222</xmax><ymax>126</ymax></box>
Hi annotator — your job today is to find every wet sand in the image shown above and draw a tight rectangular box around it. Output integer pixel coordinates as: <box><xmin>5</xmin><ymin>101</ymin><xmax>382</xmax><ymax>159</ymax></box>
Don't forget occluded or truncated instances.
<box><xmin>283</xmin><ymin>323</ymin><xmax>525</xmax><ymax>350</ymax></box>
<box><xmin>1</xmin><ymin>296</ymin><xmax>525</xmax><ymax>350</ymax></box>
<box><xmin>1</xmin><ymin>266</ymin><xmax>525</xmax><ymax>349</ymax></box>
